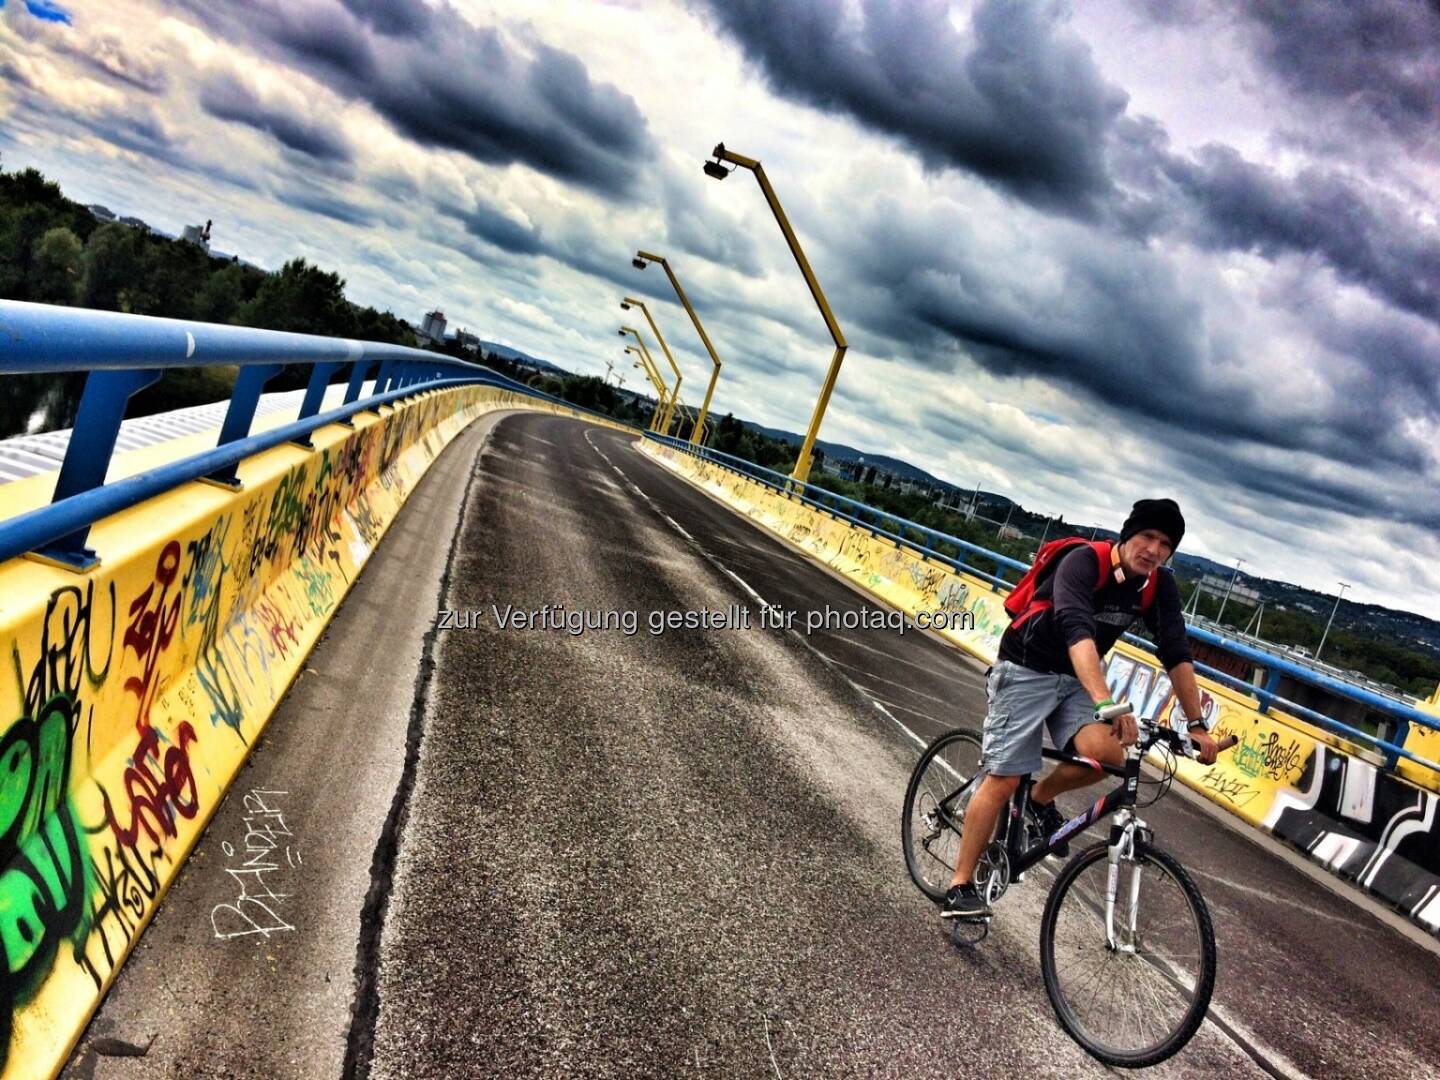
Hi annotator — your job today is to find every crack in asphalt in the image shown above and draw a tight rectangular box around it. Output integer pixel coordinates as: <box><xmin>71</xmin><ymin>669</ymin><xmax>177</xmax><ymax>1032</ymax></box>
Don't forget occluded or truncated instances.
<box><xmin>341</xmin><ymin>425</ymin><xmax>497</xmax><ymax>1080</ymax></box>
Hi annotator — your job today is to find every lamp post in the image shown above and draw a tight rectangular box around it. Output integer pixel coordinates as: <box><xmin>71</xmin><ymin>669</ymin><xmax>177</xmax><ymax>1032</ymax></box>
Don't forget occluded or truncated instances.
<box><xmin>620</xmin><ymin>329</ymin><xmax>670</xmax><ymax>432</ymax></box>
<box><xmin>1316</xmin><ymin>582</ymin><xmax>1349</xmax><ymax>661</ymax></box>
<box><xmin>1216</xmin><ymin>558</ymin><xmax>1246</xmax><ymax>626</ymax></box>
<box><xmin>624</xmin><ymin>345</ymin><xmax>665</xmax><ymax>411</ymax></box>
<box><xmin>620</xmin><ymin>298</ymin><xmax>682</xmax><ymax>436</ymax></box>
<box><xmin>634</xmin><ymin>250</ymin><xmax>722</xmax><ymax>447</ymax></box>
<box><xmin>704</xmin><ymin>142</ymin><xmax>847</xmax><ymax>486</ymax></box>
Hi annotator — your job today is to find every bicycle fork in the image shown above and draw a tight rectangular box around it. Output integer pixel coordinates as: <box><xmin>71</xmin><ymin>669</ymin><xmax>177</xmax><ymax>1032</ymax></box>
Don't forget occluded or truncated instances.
<box><xmin>1105</xmin><ymin>809</ymin><xmax>1146</xmax><ymax>953</ymax></box>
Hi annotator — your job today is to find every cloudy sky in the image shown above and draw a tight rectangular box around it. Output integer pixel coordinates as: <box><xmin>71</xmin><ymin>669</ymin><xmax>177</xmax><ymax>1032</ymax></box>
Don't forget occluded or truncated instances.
<box><xmin>2</xmin><ymin>0</ymin><xmax>1438</xmax><ymax>621</ymax></box>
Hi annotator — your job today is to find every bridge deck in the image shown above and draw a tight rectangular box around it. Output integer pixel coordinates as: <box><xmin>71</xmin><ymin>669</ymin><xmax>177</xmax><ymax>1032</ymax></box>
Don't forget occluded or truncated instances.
<box><xmin>65</xmin><ymin>412</ymin><xmax>1440</xmax><ymax>1078</ymax></box>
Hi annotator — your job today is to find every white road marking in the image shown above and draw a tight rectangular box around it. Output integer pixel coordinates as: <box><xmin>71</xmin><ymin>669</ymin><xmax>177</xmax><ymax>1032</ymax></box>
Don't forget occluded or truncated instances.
<box><xmin>586</xmin><ymin>430</ymin><xmax>930</xmax><ymax>753</ymax></box>
<box><xmin>815</xmin><ymin>629</ymin><xmax>982</xmax><ymax>688</ymax></box>
<box><xmin>812</xmin><ymin>652</ymin><xmax>969</xmax><ymax>707</ymax></box>
<box><xmin>1185</xmin><ymin>865</ymin><xmax>1379</xmax><ymax>931</ymax></box>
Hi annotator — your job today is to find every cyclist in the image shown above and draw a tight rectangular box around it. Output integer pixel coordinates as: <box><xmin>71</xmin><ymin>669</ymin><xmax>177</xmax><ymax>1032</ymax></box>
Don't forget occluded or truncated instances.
<box><xmin>943</xmin><ymin>497</ymin><xmax>1220</xmax><ymax>921</ymax></box>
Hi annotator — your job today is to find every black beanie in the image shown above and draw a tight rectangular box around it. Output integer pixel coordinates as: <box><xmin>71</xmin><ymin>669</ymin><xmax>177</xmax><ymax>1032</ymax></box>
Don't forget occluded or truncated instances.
<box><xmin>1120</xmin><ymin>498</ymin><xmax>1185</xmax><ymax>549</ymax></box>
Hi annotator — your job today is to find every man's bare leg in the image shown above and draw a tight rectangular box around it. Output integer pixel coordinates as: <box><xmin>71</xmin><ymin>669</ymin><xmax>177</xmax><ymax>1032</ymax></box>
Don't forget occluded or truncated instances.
<box><xmin>1031</xmin><ymin>723</ymin><xmax>1124</xmax><ymax>807</ymax></box>
<box><xmin>949</xmin><ymin>773</ymin><xmax>1021</xmax><ymax>887</ymax></box>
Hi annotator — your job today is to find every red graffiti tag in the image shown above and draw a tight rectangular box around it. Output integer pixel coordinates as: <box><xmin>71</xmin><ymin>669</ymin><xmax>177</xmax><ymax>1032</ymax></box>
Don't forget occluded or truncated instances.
<box><xmin>102</xmin><ymin>721</ymin><xmax>200</xmax><ymax>850</ymax></box>
<box><xmin>123</xmin><ymin>541</ymin><xmax>182</xmax><ymax>729</ymax></box>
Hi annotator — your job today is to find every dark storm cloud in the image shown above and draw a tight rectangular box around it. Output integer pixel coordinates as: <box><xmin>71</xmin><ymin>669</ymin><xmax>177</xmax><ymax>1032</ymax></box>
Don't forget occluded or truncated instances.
<box><xmin>1157</xmin><ymin>146</ymin><xmax>1440</xmax><ymax>324</ymax></box>
<box><xmin>77</xmin><ymin>35</ymin><xmax>168</xmax><ymax>93</ymax></box>
<box><xmin>660</xmin><ymin>170</ymin><xmax>763</xmax><ymax>278</ymax></box>
<box><xmin>1164</xmin><ymin>423</ymin><xmax>1440</xmax><ymax>536</ymax></box>
<box><xmin>1220</xmin><ymin>1</ymin><xmax>1440</xmax><ymax>146</ymax></box>
<box><xmin>282</xmin><ymin>188</ymin><xmax>377</xmax><ymax>227</ymax></box>
<box><xmin>693</xmin><ymin>0</ymin><xmax>1440</xmax><ymax>340</ymax></box>
<box><xmin>340</xmin><ymin>0</ymin><xmax>433</xmax><ymax>38</ymax></box>
<box><xmin>174</xmin><ymin>0</ymin><xmax>653</xmax><ymax>198</ymax></box>
<box><xmin>692</xmin><ymin>0</ymin><xmax>1128</xmax><ymax>216</ymax></box>
<box><xmin>829</xmin><ymin>192</ymin><xmax>1437</xmax><ymax>491</ymax></box>
<box><xmin>444</xmin><ymin>199</ymin><xmax>547</xmax><ymax>257</ymax></box>
<box><xmin>199</xmin><ymin>70</ymin><xmax>354</xmax><ymax>163</ymax></box>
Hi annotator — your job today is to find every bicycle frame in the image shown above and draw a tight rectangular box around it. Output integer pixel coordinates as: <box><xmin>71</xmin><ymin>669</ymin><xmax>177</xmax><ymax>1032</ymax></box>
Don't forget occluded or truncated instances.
<box><xmin>935</xmin><ymin>729</ymin><xmax>1166</xmax><ymax>948</ymax></box>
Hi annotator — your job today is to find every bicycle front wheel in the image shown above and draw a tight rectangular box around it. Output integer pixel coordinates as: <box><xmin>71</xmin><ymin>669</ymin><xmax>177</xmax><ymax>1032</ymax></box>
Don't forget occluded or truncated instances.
<box><xmin>901</xmin><ymin>728</ymin><xmax>983</xmax><ymax>902</ymax></box>
<box><xmin>1039</xmin><ymin>840</ymin><xmax>1216</xmax><ymax>1068</ymax></box>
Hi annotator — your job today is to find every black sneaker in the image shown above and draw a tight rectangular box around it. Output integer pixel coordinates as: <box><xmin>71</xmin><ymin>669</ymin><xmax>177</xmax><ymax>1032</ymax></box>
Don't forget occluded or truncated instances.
<box><xmin>1034</xmin><ymin>800</ymin><xmax>1070</xmax><ymax>857</ymax></box>
<box><xmin>941</xmin><ymin>883</ymin><xmax>991</xmax><ymax>921</ymax></box>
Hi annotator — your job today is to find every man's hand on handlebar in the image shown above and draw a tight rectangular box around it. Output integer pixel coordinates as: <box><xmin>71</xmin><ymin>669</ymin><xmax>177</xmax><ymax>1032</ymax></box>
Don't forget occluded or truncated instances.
<box><xmin>1189</xmin><ymin>728</ymin><xmax>1220</xmax><ymax>765</ymax></box>
<box><xmin>1094</xmin><ymin>699</ymin><xmax>1137</xmax><ymax>746</ymax></box>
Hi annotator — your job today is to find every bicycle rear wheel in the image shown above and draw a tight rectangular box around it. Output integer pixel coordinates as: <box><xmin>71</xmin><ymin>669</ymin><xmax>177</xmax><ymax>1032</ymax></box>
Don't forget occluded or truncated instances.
<box><xmin>1039</xmin><ymin>840</ymin><xmax>1215</xmax><ymax>1068</ymax></box>
<box><xmin>901</xmin><ymin>728</ymin><xmax>983</xmax><ymax>902</ymax></box>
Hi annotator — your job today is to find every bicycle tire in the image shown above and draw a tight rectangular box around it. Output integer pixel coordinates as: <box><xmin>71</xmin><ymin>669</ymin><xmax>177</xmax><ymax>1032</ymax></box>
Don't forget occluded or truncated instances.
<box><xmin>901</xmin><ymin>728</ymin><xmax>983</xmax><ymax>902</ymax></box>
<box><xmin>1039</xmin><ymin>839</ymin><xmax>1216</xmax><ymax>1068</ymax></box>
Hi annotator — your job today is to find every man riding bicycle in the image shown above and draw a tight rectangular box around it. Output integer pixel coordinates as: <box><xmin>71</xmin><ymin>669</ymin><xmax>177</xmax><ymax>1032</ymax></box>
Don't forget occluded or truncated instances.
<box><xmin>943</xmin><ymin>498</ymin><xmax>1219</xmax><ymax>921</ymax></box>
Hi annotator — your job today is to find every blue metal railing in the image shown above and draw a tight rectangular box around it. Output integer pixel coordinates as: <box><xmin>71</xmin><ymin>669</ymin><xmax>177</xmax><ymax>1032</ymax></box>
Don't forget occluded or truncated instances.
<box><xmin>0</xmin><ymin>301</ymin><xmax>625</xmax><ymax>567</ymax></box>
<box><xmin>645</xmin><ymin>432</ymin><xmax>1440</xmax><ymax>775</ymax></box>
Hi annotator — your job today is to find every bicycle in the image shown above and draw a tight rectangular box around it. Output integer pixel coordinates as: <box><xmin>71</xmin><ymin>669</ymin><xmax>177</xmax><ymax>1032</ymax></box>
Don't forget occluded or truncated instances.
<box><xmin>900</xmin><ymin>702</ymin><xmax>1237</xmax><ymax>1068</ymax></box>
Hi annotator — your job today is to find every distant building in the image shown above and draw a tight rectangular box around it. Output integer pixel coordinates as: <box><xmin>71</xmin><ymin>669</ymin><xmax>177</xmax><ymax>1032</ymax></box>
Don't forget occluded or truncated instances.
<box><xmin>118</xmin><ymin>215</ymin><xmax>149</xmax><ymax>232</ymax></box>
<box><xmin>454</xmin><ymin>328</ymin><xmax>480</xmax><ymax>353</ymax></box>
<box><xmin>999</xmin><ymin>525</ymin><xmax>1024</xmax><ymax>540</ymax></box>
<box><xmin>86</xmin><ymin>204</ymin><xmax>116</xmax><ymax>222</ymax></box>
<box><xmin>418</xmin><ymin>309</ymin><xmax>447</xmax><ymax>344</ymax></box>
<box><xmin>181</xmin><ymin>219</ymin><xmax>212</xmax><ymax>251</ymax></box>
<box><xmin>1196</xmin><ymin>573</ymin><xmax>1260</xmax><ymax>606</ymax></box>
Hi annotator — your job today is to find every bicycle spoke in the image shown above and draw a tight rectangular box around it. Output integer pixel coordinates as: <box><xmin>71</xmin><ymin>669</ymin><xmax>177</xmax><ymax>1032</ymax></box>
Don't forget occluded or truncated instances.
<box><xmin>1041</xmin><ymin>843</ymin><xmax>1215</xmax><ymax>1067</ymax></box>
<box><xmin>902</xmin><ymin>730</ymin><xmax>983</xmax><ymax>901</ymax></box>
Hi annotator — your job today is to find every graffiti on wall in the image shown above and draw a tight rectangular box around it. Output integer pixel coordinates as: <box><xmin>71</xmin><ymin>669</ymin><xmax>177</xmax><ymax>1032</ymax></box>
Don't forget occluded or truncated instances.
<box><xmin>0</xmin><ymin>387</ymin><xmax>491</xmax><ymax>1075</ymax></box>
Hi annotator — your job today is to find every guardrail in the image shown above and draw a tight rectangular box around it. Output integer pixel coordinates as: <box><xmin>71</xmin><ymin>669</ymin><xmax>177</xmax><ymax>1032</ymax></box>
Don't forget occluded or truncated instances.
<box><xmin>0</xmin><ymin>301</ymin><xmax>618</xmax><ymax>566</ymax></box>
<box><xmin>644</xmin><ymin>431</ymin><xmax>1440</xmax><ymax>774</ymax></box>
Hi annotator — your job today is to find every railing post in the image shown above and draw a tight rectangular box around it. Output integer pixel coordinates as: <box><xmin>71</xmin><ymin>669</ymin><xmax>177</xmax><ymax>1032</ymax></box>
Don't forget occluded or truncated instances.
<box><xmin>338</xmin><ymin>358</ymin><xmax>375</xmax><ymax>427</ymax></box>
<box><xmin>204</xmin><ymin>362</ymin><xmax>284</xmax><ymax>488</ymax></box>
<box><xmin>34</xmin><ymin>367</ymin><xmax>162</xmax><ymax>569</ymax></box>
<box><xmin>1256</xmin><ymin>669</ymin><xmax>1282</xmax><ymax>716</ymax></box>
<box><xmin>371</xmin><ymin>360</ymin><xmax>396</xmax><ymax>405</ymax></box>
<box><xmin>291</xmin><ymin>360</ymin><xmax>345</xmax><ymax>448</ymax></box>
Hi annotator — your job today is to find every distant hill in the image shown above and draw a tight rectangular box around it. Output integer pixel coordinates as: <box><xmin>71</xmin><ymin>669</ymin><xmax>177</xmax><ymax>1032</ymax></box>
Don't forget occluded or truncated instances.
<box><xmin>479</xmin><ymin>341</ymin><xmax>571</xmax><ymax>376</ymax></box>
<box><xmin>749</xmin><ymin>424</ymin><xmax>968</xmax><ymax>492</ymax></box>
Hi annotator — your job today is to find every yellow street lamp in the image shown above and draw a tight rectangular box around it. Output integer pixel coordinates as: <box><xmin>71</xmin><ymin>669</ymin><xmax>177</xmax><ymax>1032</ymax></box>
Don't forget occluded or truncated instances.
<box><xmin>633</xmin><ymin>250</ymin><xmax>721</xmax><ymax>446</ymax></box>
<box><xmin>623</xmin><ymin>342</ymin><xmax>668</xmax><ymax>431</ymax></box>
<box><xmin>620</xmin><ymin>297</ymin><xmax>682</xmax><ymax>436</ymax></box>
<box><xmin>704</xmin><ymin>142</ymin><xmax>847</xmax><ymax>485</ymax></box>
<box><xmin>619</xmin><ymin>327</ymin><xmax>672</xmax><ymax>432</ymax></box>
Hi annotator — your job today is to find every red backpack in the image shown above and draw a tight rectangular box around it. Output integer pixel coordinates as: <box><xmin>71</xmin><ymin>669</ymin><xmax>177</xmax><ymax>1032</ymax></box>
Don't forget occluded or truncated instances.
<box><xmin>1003</xmin><ymin>538</ymin><xmax>1158</xmax><ymax>629</ymax></box>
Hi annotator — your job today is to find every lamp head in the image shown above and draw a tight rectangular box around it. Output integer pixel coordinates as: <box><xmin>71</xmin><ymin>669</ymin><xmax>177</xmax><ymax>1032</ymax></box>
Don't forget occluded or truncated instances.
<box><xmin>620</xmin><ymin>301</ymin><xmax>631</xmax><ymax>310</ymax></box>
<box><xmin>631</xmin><ymin>257</ymin><xmax>647</xmax><ymax>270</ymax></box>
<box><xmin>616</xmin><ymin>329</ymin><xmax>625</xmax><ymax>337</ymax></box>
<box><xmin>703</xmin><ymin>159</ymin><xmax>730</xmax><ymax>180</ymax></box>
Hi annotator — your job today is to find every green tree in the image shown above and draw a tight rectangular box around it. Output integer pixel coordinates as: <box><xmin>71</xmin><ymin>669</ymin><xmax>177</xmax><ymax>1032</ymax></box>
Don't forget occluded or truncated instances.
<box><xmin>131</xmin><ymin>237</ymin><xmax>212</xmax><ymax>318</ymax></box>
<box><xmin>79</xmin><ymin>223</ymin><xmax>144</xmax><ymax>310</ymax></box>
<box><xmin>237</xmin><ymin>257</ymin><xmax>356</xmax><ymax>337</ymax></box>
<box><xmin>194</xmin><ymin>263</ymin><xmax>248</xmax><ymax>324</ymax></box>
<box><xmin>31</xmin><ymin>226</ymin><xmax>82</xmax><ymax>304</ymax></box>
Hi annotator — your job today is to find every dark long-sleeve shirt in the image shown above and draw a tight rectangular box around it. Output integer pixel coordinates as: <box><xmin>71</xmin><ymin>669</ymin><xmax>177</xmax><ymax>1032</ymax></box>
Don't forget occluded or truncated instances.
<box><xmin>998</xmin><ymin>545</ymin><xmax>1192</xmax><ymax>677</ymax></box>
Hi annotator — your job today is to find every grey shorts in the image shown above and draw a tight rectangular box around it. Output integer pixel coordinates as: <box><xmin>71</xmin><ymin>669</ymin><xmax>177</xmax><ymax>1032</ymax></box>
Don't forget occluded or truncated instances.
<box><xmin>979</xmin><ymin>660</ymin><xmax>1096</xmax><ymax>777</ymax></box>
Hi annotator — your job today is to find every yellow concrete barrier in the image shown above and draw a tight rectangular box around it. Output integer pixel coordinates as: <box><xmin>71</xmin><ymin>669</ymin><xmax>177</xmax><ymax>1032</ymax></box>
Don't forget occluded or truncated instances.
<box><xmin>640</xmin><ymin>439</ymin><xmax>1440</xmax><ymax>934</ymax></box>
<box><xmin>0</xmin><ymin>391</ymin><xmax>626</xmax><ymax>1078</ymax></box>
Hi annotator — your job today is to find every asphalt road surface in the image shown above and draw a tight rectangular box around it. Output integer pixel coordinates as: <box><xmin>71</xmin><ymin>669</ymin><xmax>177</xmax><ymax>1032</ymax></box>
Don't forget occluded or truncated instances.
<box><xmin>68</xmin><ymin>412</ymin><xmax>1440</xmax><ymax>1078</ymax></box>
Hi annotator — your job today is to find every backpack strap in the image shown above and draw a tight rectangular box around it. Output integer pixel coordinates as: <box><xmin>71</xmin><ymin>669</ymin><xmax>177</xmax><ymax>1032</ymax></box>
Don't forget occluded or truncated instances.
<box><xmin>1012</xmin><ymin>541</ymin><xmax>1112</xmax><ymax>630</ymax></box>
<box><xmin>1139</xmin><ymin>568</ymin><xmax>1161</xmax><ymax>613</ymax></box>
